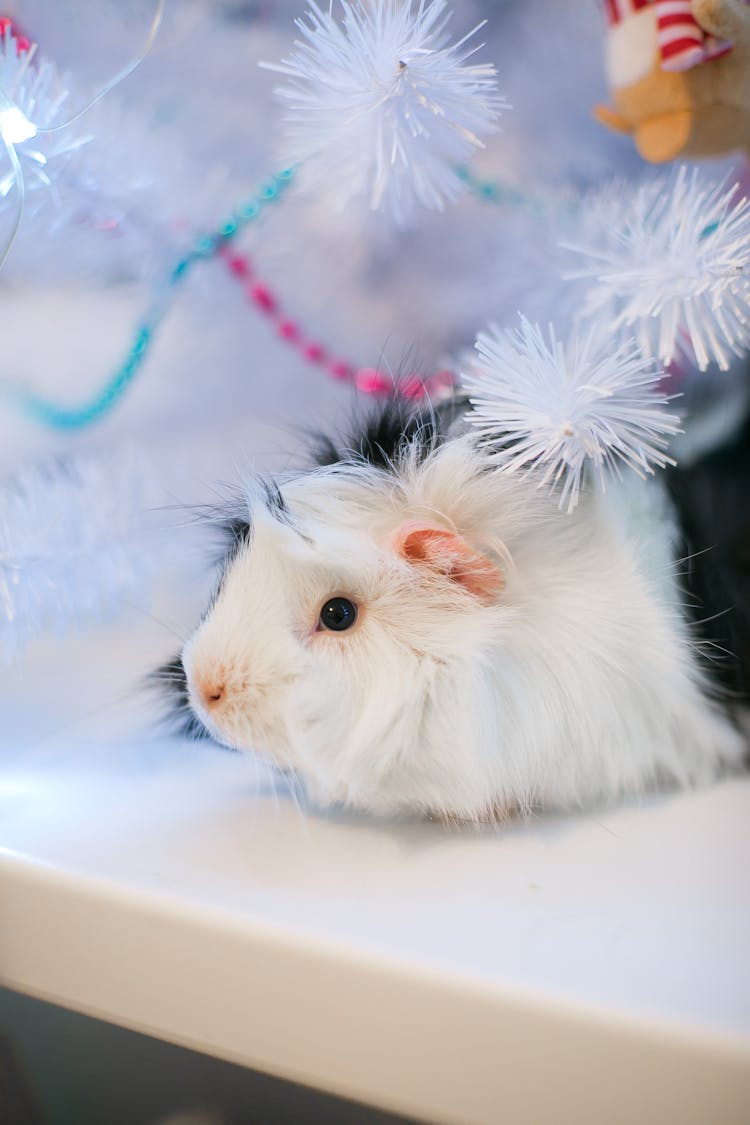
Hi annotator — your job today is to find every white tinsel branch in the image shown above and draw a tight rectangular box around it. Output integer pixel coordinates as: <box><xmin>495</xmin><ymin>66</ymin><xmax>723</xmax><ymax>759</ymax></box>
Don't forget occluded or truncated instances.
<box><xmin>462</xmin><ymin>315</ymin><xmax>681</xmax><ymax>512</ymax></box>
<box><xmin>0</xmin><ymin>451</ymin><xmax>159</xmax><ymax>662</ymax></box>
<box><xmin>262</xmin><ymin>0</ymin><xmax>506</xmax><ymax>225</ymax></box>
<box><xmin>0</xmin><ymin>24</ymin><xmax>90</xmax><ymax>202</ymax></box>
<box><xmin>563</xmin><ymin>167</ymin><xmax>750</xmax><ymax>372</ymax></box>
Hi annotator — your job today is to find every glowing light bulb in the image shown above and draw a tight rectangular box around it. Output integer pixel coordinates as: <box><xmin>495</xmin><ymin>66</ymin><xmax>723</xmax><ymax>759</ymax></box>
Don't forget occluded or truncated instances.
<box><xmin>0</xmin><ymin>92</ymin><xmax>37</xmax><ymax>145</ymax></box>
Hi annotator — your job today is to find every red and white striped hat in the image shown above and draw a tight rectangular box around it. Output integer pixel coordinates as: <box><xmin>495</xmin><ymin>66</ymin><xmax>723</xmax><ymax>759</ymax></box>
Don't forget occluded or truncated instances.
<box><xmin>602</xmin><ymin>0</ymin><xmax>734</xmax><ymax>70</ymax></box>
<box><xmin>602</xmin><ymin>0</ymin><xmax>651</xmax><ymax>23</ymax></box>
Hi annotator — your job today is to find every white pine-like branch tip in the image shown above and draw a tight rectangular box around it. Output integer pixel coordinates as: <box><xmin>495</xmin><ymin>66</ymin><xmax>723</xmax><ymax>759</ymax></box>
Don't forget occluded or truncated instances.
<box><xmin>0</xmin><ymin>25</ymin><xmax>89</xmax><ymax>200</ymax></box>
<box><xmin>564</xmin><ymin>167</ymin><xmax>750</xmax><ymax>372</ymax></box>
<box><xmin>262</xmin><ymin>0</ymin><xmax>506</xmax><ymax>224</ymax></box>
<box><xmin>462</xmin><ymin>316</ymin><xmax>681</xmax><ymax>513</ymax></box>
<box><xmin>0</xmin><ymin>452</ymin><xmax>156</xmax><ymax>662</ymax></box>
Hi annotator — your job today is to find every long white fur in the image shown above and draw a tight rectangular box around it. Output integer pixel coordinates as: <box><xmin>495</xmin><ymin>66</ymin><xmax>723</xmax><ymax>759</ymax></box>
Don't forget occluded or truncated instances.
<box><xmin>181</xmin><ymin>434</ymin><xmax>745</xmax><ymax>821</ymax></box>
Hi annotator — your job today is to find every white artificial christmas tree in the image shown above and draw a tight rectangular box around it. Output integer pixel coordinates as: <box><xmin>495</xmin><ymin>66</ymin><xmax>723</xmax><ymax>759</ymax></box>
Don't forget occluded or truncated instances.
<box><xmin>0</xmin><ymin>0</ymin><xmax>747</xmax><ymax>653</ymax></box>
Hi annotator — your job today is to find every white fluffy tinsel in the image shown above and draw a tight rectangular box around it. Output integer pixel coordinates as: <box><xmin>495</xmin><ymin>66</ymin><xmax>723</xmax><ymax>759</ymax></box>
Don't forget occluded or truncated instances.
<box><xmin>463</xmin><ymin>316</ymin><xmax>681</xmax><ymax>512</ymax></box>
<box><xmin>564</xmin><ymin>167</ymin><xmax>750</xmax><ymax>372</ymax></box>
<box><xmin>0</xmin><ymin>450</ymin><xmax>161</xmax><ymax>662</ymax></box>
<box><xmin>263</xmin><ymin>0</ymin><xmax>506</xmax><ymax>224</ymax></box>
<box><xmin>0</xmin><ymin>26</ymin><xmax>91</xmax><ymax>203</ymax></box>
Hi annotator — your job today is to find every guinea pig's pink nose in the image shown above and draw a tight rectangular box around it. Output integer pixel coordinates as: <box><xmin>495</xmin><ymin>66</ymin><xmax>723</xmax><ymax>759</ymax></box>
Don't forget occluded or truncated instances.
<box><xmin>194</xmin><ymin>674</ymin><xmax>226</xmax><ymax>710</ymax></box>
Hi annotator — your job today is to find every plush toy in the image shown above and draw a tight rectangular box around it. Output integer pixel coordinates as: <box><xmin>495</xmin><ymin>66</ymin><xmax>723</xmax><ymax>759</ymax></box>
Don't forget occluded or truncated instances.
<box><xmin>595</xmin><ymin>0</ymin><xmax>750</xmax><ymax>162</ymax></box>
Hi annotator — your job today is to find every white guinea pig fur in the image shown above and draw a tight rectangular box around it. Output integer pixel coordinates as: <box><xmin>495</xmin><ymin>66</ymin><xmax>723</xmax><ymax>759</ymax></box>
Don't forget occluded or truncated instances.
<box><xmin>176</xmin><ymin>405</ymin><xmax>746</xmax><ymax>823</ymax></box>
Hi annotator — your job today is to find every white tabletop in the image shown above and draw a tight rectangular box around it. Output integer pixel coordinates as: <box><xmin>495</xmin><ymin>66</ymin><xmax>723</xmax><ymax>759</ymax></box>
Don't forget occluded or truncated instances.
<box><xmin>2</xmin><ymin>618</ymin><xmax>750</xmax><ymax>1125</ymax></box>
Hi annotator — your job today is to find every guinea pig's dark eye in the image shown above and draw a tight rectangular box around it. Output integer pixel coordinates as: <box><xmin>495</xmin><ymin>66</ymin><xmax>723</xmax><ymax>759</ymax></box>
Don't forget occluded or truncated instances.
<box><xmin>319</xmin><ymin>597</ymin><xmax>358</xmax><ymax>632</ymax></box>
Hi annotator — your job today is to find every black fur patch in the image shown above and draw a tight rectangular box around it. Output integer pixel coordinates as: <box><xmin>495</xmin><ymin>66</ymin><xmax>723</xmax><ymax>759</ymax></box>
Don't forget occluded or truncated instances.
<box><xmin>666</xmin><ymin>414</ymin><xmax>750</xmax><ymax>704</ymax></box>
<box><xmin>261</xmin><ymin>477</ymin><xmax>291</xmax><ymax>520</ymax></box>
<box><xmin>311</xmin><ymin>394</ymin><xmax>469</xmax><ymax>470</ymax></box>
<box><xmin>151</xmin><ymin>653</ymin><xmax>212</xmax><ymax>740</ymax></box>
<box><xmin>215</xmin><ymin>478</ymin><xmax>300</xmax><ymax>558</ymax></box>
<box><xmin>218</xmin><ymin>515</ymin><xmax>252</xmax><ymax>561</ymax></box>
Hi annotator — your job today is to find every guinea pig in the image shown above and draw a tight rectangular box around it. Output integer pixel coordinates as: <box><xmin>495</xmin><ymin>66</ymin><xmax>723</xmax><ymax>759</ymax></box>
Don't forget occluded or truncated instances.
<box><xmin>157</xmin><ymin>397</ymin><xmax>749</xmax><ymax>823</ymax></box>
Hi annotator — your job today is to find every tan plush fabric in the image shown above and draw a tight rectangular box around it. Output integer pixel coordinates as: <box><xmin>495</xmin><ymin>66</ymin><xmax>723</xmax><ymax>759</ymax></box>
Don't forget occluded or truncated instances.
<box><xmin>595</xmin><ymin>0</ymin><xmax>750</xmax><ymax>161</ymax></box>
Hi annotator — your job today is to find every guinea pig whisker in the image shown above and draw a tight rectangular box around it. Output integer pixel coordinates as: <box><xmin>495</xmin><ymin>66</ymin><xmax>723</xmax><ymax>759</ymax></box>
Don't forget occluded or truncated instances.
<box><xmin>278</xmin><ymin>770</ymin><xmax>307</xmax><ymax>821</ymax></box>
<box><xmin>690</xmin><ymin>605</ymin><xmax>736</xmax><ymax>630</ymax></box>
<box><xmin>670</xmin><ymin>544</ymin><xmax>715</xmax><ymax>569</ymax></box>
<box><xmin>694</xmin><ymin>637</ymin><xmax>736</xmax><ymax>660</ymax></box>
<box><xmin>122</xmin><ymin>599</ymin><xmax>189</xmax><ymax>643</ymax></box>
<box><xmin>14</xmin><ymin>685</ymin><xmax>144</xmax><ymax>754</ymax></box>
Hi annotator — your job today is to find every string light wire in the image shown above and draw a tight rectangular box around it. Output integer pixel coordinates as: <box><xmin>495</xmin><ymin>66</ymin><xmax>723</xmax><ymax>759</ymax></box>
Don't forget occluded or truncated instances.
<box><xmin>33</xmin><ymin>0</ymin><xmax>165</xmax><ymax>136</ymax></box>
<box><xmin>0</xmin><ymin>101</ymin><xmax>23</xmax><ymax>271</ymax></box>
<box><xmin>0</xmin><ymin>2</ymin><xmax>164</xmax><ymax>268</ymax></box>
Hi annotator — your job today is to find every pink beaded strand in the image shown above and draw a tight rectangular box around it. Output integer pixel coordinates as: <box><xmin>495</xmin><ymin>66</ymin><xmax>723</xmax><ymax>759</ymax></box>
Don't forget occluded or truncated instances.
<box><xmin>219</xmin><ymin>246</ymin><xmax>454</xmax><ymax>401</ymax></box>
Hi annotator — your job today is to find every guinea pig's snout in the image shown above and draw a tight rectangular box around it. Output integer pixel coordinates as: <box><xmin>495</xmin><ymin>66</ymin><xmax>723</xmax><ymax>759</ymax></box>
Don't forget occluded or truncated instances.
<box><xmin>193</xmin><ymin>670</ymin><xmax>226</xmax><ymax>711</ymax></box>
<box><xmin>181</xmin><ymin>642</ymin><xmax>296</xmax><ymax>759</ymax></box>
<box><xmin>182</xmin><ymin>649</ymin><xmax>236</xmax><ymax>719</ymax></box>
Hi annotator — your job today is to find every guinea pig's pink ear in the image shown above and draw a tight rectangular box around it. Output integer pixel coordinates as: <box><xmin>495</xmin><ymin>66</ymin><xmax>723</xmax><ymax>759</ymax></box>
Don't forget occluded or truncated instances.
<box><xmin>394</xmin><ymin>524</ymin><xmax>504</xmax><ymax>605</ymax></box>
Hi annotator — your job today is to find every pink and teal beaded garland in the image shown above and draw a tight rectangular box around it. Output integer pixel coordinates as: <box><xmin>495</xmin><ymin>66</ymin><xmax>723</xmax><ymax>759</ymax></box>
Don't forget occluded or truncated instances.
<box><xmin>2</xmin><ymin>152</ymin><xmax>540</xmax><ymax>430</ymax></box>
<box><xmin>0</xmin><ymin>12</ymin><xmax>550</xmax><ymax>430</ymax></box>
<box><xmin>6</xmin><ymin>158</ymin><xmax>456</xmax><ymax>431</ymax></box>
<box><xmin>3</xmin><ymin>169</ymin><xmax>296</xmax><ymax>429</ymax></box>
<box><xmin>219</xmin><ymin>245</ymin><xmax>454</xmax><ymax>402</ymax></box>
